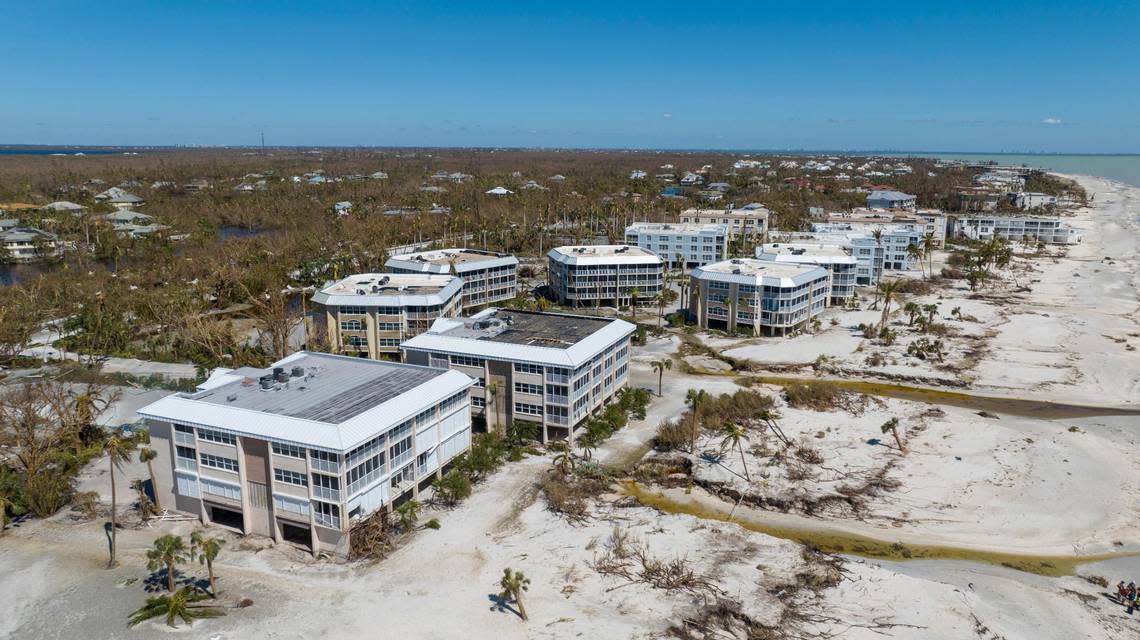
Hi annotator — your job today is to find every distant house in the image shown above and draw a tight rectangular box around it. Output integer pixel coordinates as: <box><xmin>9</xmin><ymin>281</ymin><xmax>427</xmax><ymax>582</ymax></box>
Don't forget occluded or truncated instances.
<box><xmin>707</xmin><ymin>182</ymin><xmax>731</xmax><ymax>192</ymax></box>
<box><xmin>234</xmin><ymin>180</ymin><xmax>267</xmax><ymax>193</ymax></box>
<box><xmin>866</xmin><ymin>190</ymin><xmax>916</xmax><ymax>210</ymax></box>
<box><xmin>430</xmin><ymin>170</ymin><xmax>451</xmax><ymax>181</ymax></box>
<box><xmin>680</xmin><ymin>172</ymin><xmax>704</xmax><ymax>186</ymax></box>
<box><xmin>629</xmin><ymin>169</ymin><xmax>647</xmax><ymax>179</ymax></box>
<box><xmin>95</xmin><ymin>187</ymin><xmax>145</xmax><ymax>209</ymax></box>
<box><xmin>151</xmin><ymin>181</ymin><xmax>177</xmax><ymax>189</ymax></box>
<box><xmin>41</xmin><ymin>201</ymin><xmax>87</xmax><ymax>214</ymax></box>
<box><xmin>520</xmin><ymin>180</ymin><xmax>547</xmax><ymax>191</ymax></box>
<box><xmin>485</xmin><ymin>186</ymin><xmax>514</xmax><ymax>196</ymax></box>
<box><xmin>371</xmin><ymin>171</ymin><xmax>389</xmax><ymax>180</ymax></box>
<box><xmin>183</xmin><ymin>179</ymin><xmax>211</xmax><ymax>192</ymax></box>
<box><xmin>1</xmin><ymin>226</ymin><xmax>60</xmax><ymax>262</ymax></box>
<box><xmin>420</xmin><ymin>184</ymin><xmax>447</xmax><ymax>194</ymax></box>
<box><xmin>1012</xmin><ymin>192</ymin><xmax>1057</xmax><ymax>210</ymax></box>
<box><xmin>448</xmin><ymin>172</ymin><xmax>472</xmax><ymax>183</ymax></box>
<box><xmin>98</xmin><ymin>210</ymin><xmax>165</xmax><ymax>237</ymax></box>
<box><xmin>660</xmin><ymin>186</ymin><xmax>685</xmax><ymax>198</ymax></box>
<box><xmin>333</xmin><ymin>201</ymin><xmax>353</xmax><ymax>216</ymax></box>
<box><xmin>548</xmin><ymin>174</ymin><xmax>566</xmax><ymax>182</ymax></box>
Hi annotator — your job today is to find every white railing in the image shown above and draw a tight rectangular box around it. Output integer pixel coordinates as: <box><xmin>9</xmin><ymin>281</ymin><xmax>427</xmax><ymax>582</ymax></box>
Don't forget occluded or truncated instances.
<box><xmin>175</xmin><ymin>457</ymin><xmax>197</xmax><ymax>472</ymax></box>
<box><xmin>312</xmin><ymin>485</ymin><xmax>341</xmax><ymax>502</ymax></box>
<box><xmin>313</xmin><ymin>512</ymin><xmax>340</xmax><ymax>530</ymax></box>
<box><xmin>174</xmin><ymin>431</ymin><xmax>195</xmax><ymax>446</ymax></box>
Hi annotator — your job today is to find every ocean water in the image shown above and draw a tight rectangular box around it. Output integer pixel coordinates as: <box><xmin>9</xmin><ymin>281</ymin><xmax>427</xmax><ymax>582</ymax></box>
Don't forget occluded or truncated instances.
<box><xmin>917</xmin><ymin>153</ymin><xmax>1140</xmax><ymax>188</ymax></box>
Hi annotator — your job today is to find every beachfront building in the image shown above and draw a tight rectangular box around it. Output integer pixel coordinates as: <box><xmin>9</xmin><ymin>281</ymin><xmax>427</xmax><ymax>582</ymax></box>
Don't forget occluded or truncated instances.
<box><xmin>623</xmin><ymin>222</ymin><xmax>728</xmax><ymax>268</ymax></box>
<box><xmin>384</xmin><ymin>248</ymin><xmax>518</xmax><ymax>312</ymax></box>
<box><xmin>810</xmin><ymin>222</ymin><xmax>922</xmax><ymax>272</ymax></box>
<box><xmin>1012</xmin><ymin>192</ymin><xmax>1058</xmax><ymax>210</ymax></box>
<box><xmin>689</xmin><ymin>258</ymin><xmax>830</xmax><ymax>336</ymax></box>
<box><xmin>138</xmin><ymin>351</ymin><xmax>474</xmax><ymax>557</ymax></box>
<box><xmin>678</xmin><ymin>205</ymin><xmax>771</xmax><ymax>238</ymax></box>
<box><xmin>312</xmin><ymin>273</ymin><xmax>463</xmax><ymax>360</ymax></box>
<box><xmin>547</xmin><ymin>245</ymin><xmax>664</xmax><ymax>307</ymax></box>
<box><xmin>0</xmin><ymin>226</ymin><xmax>60</xmax><ymax>262</ymax></box>
<box><xmin>948</xmin><ymin>214</ymin><xmax>1082</xmax><ymax>245</ymax></box>
<box><xmin>755</xmin><ymin>242</ymin><xmax>857</xmax><ymax>305</ymax></box>
<box><xmin>824</xmin><ymin>208</ymin><xmax>946</xmax><ymax>246</ymax></box>
<box><xmin>866</xmin><ymin>189</ymin><xmax>916</xmax><ymax>210</ymax></box>
<box><xmin>402</xmin><ymin>309</ymin><xmax>635</xmax><ymax>443</ymax></box>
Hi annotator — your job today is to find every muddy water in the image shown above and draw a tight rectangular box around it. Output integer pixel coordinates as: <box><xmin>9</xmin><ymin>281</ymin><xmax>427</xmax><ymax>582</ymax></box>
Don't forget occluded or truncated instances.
<box><xmin>747</xmin><ymin>375</ymin><xmax>1140</xmax><ymax>419</ymax></box>
<box><xmin>621</xmin><ymin>481</ymin><xmax>1135</xmax><ymax>577</ymax></box>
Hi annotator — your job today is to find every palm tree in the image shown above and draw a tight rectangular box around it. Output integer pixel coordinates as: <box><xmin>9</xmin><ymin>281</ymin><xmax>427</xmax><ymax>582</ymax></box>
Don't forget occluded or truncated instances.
<box><xmin>685</xmin><ymin>389</ymin><xmax>709</xmax><ymax>453</ymax></box>
<box><xmin>921</xmin><ymin>232</ymin><xmax>936</xmax><ymax>278</ymax></box>
<box><xmin>628</xmin><ymin>287</ymin><xmax>640</xmax><ymax>319</ymax></box>
<box><xmin>877</xmin><ymin>279</ymin><xmax>902</xmax><ymax>334</ymax></box>
<box><xmin>551</xmin><ymin>441</ymin><xmax>575</xmax><ymax>474</ymax></box>
<box><xmin>498</xmin><ymin>567</ymin><xmax>531</xmax><ymax>621</ymax></box>
<box><xmin>190</xmin><ymin>532</ymin><xmax>224</xmax><ymax>597</ymax></box>
<box><xmin>903</xmin><ymin>301</ymin><xmax>921</xmax><ymax>326</ymax></box>
<box><xmin>922</xmin><ymin>303</ymin><xmax>938</xmax><ymax>324</ymax></box>
<box><xmin>880</xmin><ymin>418</ymin><xmax>906</xmax><ymax>453</ymax></box>
<box><xmin>395</xmin><ymin>499</ymin><xmax>420</xmax><ymax>533</ymax></box>
<box><xmin>128</xmin><ymin>586</ymin><xmax>225</xmax><ymax>629</ymax></box>
<box><xmin>146</xmin><ymin>534</ymin><xmax>189</xmax><ymax>592</ymax></box>
<box><xmin>656</xmin><ymin>287</ymin><xmax>678</xmax><ymax>328</ymax></box>
<box><xmin>104</xmin><ymin>432</ymin><xmax>136</xmax><ymax>568</ymax></box>
<box><xmin>720</xmin><ymin>423</ymin><xmax>751</xmax><ymax>481</ymax></box>
<box><xmin>758</xmin><ymin>408</ymin><xmax>792</xmax><ymax>448</ymax></box>
<box><xmin>650</xmin><ymin>358</ymin><xmax>672</xmax><ymax>396</ymax></box>
<box><xmin>906</xmin><ymin>243</ymin><xmax>924</xmax><ymax>278</ymax></box>
<box><xmin>486</xmin><ymin>383</ymin><xmax>501</xmax><ymax>435</ymax></box>
<box><xmin>131</xmin><ymin>479</ymin><xmax>153</xmax><ymax>520</ymax></box>
<box><xmin>577</xmin><ymin>433</ymin><xmax>597</xmax><ymax>462</ymax></box>
<box><xmin>138</xmin><ymin>447</ymin><xmax>162</xmax><ymax>511</ymax></box>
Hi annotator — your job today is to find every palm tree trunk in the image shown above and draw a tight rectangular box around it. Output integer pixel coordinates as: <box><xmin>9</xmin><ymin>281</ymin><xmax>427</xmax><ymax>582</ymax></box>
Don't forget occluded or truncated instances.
<box><xmin>167</xmin><ymin>560</ymin><xmax>176</xmax><ymax>592</ymax></box>
<box><xmin>208</xmin><ymin>561</ymin><xmax>216</xmax><ymax>597</ymax></box>
<box><xmin>657</xmin><ymin>371</ymin><xmax>663</xmax><ymax>397</ymax></box>
<box><xmin>892</xmin><ymin>429</ymin><xmax>905</xmax><ymax>453</ymax></box>
<box><xmin>515</xmin><ymin>589</ymin><xmax>528</xmax><ymax>621</ymax></box>
<box><xmin>738</xmin><ymin>442</ymin><xmax>750</xmax><ymax>481</ymax></box>
<box><xmin>109</xmin><ymin>463</ymin><xmax>117</xmax><ymax>567</ymax></box>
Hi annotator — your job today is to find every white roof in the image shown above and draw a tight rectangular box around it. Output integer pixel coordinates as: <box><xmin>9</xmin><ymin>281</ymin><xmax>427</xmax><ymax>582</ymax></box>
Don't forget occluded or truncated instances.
<box><xmin>485</xmin><ymin>186</ymin><xmax>514</xmax><ymax>195</ymax></box>
<box><xmin>138</xmin><ymin>352</ymin><xmax>473</xmax><ymax>451</ymax></box>
<box><xmin>311</xmin><ymin>273</ymin><xmax>463</xmax><ymax>308</ymax></box>
<box><xmin>548</xmin><ymin>245</ymin><xmax>663</xmax><ymax>266</ymax></box>
<box><xmin>681</xmin><ymin>207</ymin><xmax>770</xmax><ymax>218</ymax></box>
<box><xmin>756</xmin><ymin>243</ymin><xmax>857</xmax><ymax>265</ymax></box>
<box><xmin>385</xmin><ymin>248</ymin><xmax>518</xmax><ymax>275</ymax></box>
<box><xmin>42</xmin><ymin>201</ymin><xmax>86</xmax><ymax>211</ymax></box>
<box><xmin>401</xmin><ymin>308</ymin><xmax>635</xmax><ymax>368</ymax></box>
<box><xmin>692</xmin><ymin>258</ymin><xmax>828</xmax><ymax>287</ymax></box>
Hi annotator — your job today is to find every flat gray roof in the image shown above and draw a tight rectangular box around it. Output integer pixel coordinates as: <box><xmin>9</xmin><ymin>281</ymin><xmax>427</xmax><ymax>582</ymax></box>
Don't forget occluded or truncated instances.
<box><xmin>194</xmin><ymin>352</ymin><xmax>446</xmax><ymax>424</ymax></box>
<box><xmin>437</xmin><ymin>309</ymin><xmax>613</xmax><ymax>348</ymax></box>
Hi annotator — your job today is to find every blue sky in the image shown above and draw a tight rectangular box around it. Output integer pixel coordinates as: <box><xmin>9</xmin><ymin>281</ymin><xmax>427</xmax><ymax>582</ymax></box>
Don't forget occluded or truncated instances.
<box><xmin>2</xmin><ymin>1</ymin><xmax>1138</xmax><ymax>152</ymax></box>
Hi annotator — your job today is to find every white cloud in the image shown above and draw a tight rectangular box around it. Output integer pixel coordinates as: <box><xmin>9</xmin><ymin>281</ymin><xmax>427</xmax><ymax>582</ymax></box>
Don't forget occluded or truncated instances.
<box><xmin>662</xmin><ymin>113</ymin><xmax>673</xmax><ymax>119</ymax></box>
<box><xmin>1042</xmin><ymin>117</ymin><xmax>1063</xmax><ymax>125</ymax></box>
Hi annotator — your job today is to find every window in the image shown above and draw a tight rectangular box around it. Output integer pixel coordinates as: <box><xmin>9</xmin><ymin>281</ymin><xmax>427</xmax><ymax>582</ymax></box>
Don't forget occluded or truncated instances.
<box><xmin>173</xmin><ymin>424</ymin><xmax>194</xmax><ymax>434</ymax></box>
<box><xmin>471</xmin><ymin>396</ymin><xmax>486</xmax><ymax>408</ymax></box>
<box><xmin>175</xmin><ymin>445</ymin><xmax>197</xmax><ymax>460</ymax></box>
<box><xmin>272</xmin><ymin>442</ymin><xmax>305</xmax><ymax>459</ymax></box>
<box><xmin>310</xmin><ymin>449</ymin><xmax>340</xmax><ymax>473</ymax></box>
<box><xmin>347</xmin><ymin>453</ymin><xmax>385</xmax><ymax>495</ymax></box>
<box><xmin>389</xmin><ymin>436</ymin><xmax>413</xmax><ymax>468</ymax></box>
<box><xmin>513</xmin><ymin>362</ymin><xmax>542</xmax><ymax>375</ymax></box>
<box><xmin>200</xmin><ymin>477</ymin><xmax>241</xmax><ymax>501</ymax></box>
<box><xmin>450</xmin><ymin>354</ymin><xmax>484</xmax><ymax>368</ymax></box>
<box><xmin>197</xmin><ymin>428</ymin><xmax>236</xmax><ymax>445</ymax></box>
<box><xmin>346</xmin><ymin>435</ymin><xmax>384</xmax><ymax>468</ymax></box>
<box><xmin>311</xmin><ymin>473</ymin><xmax>340</xmax><ymax>501</ymax></box>
<box><xmin>175</xmin><ymin>473</ymin><xmax>200</xmax><ymax>498</ymax></box>
<box><xmin>199</xmin><ymin>453</ymin><xmax>238</xmax><ymax>472</ymax></box>
<box><xmin>314</xmin><ymin>501</ymin><xmax>340</xmax><ymax>529</ymax></box>
<box><xmin>339</xmin><ymin>319</ymin><xmax>363</xmax><ymax>331</ymax></box>
<box><xmin>514</xmin><ymin>402</ymin><xmax>543</xmax><ymax>416</ymax></box>
<box><xmin>274</xmin><ymin>468</ymin><xmax>308</xmax><ymax>486</ymax></box>
<box><xmin>415</xmin><ymin>407</ymin><xmax>436</xmax><ymax>426</ymax></box>
<box><xmin>377</xmin><ymin>322</ymin><xmax>401</xmax><ymax>331</ymax></box>
<box><xmin>273</xmin><ymin>494</ymin><xmax>310</xmax><ymax>517</ymax></box>
<box><xmin>514</xmin><ymin>382</ymin><xmax>541</xmax><ymax>395</ymax></box>
<box><xmin>346</xmin><ymin>335</ymin><xmax>368</xmax><ymax>348</ymax></box>
<box><xmin>339</xmin><ymin>305</ymin><xmax>368</xmax><ymax>315</ymax></box>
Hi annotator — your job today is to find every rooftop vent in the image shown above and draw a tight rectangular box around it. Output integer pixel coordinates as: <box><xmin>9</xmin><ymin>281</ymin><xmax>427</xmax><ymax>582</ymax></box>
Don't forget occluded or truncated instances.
<box><xmin>259</xmin><ymin>375</ymin><xmax>275</xmax><ymax>390</ymax></box>
<box><xmin>226</xmin><ymin>394</ymin><xmax>238</xmax><ymax>402</ymax></box>
<box><xmin>291</xmin><ymin>366</ymin><xmax>305</xmax><ymax>378</ymax></box>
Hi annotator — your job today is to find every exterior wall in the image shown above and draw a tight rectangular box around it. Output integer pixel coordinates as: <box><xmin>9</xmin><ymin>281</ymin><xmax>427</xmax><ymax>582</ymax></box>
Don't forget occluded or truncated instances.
<box><xmin>949</xmin><ymin>215</ymin><xmax>1080</xmax><ymax>245</ymax></box>
<box><xmin>144</xmin><ymin>389</ymin><xmax>472</xmax><ymax>558</ymax></box>
<box><xmin>624</xmin><ymin>226</ymin><xmax>727</xmax><ymax>268</ymax></box>
<box><xmin>388</xmin><ymin>262</ymin><xmax>517</xmax><ymax>312</ymax></box>
<box><xmin>548</xmin><ymin>257</ymin><xmax>664</xmax><ymax>307</ymax></box>
<box><xmin>678</xmin><ymin>212</ymin><xmax>769</xmax><ymax>238</ymax></box>
<box><xmin>689</xmin><ymin>273</ymin><xmax>829</xmax><ymax>335</ymax></box>
<box><xmin>401</xmin><ymin>336</ymin><xmax>632</xmax><ymax>444</ymax></box>
<box><xmin>318</xmin><ymin>293</ymin><xmax>462</xmax><ymax>360</ymax></box>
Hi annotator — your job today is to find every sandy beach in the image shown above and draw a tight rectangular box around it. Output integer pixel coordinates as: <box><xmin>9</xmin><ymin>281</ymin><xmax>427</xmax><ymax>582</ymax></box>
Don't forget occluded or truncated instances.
<box><xmin>2</xmin><ymin>173</ymin><xmax>1139</xmax><ymax>639</ymax></box>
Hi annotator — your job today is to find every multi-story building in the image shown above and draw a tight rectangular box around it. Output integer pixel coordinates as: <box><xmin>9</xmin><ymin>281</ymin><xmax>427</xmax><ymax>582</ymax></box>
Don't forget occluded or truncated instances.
<box><xmin>0</xmin><ymin>226</ymin><xmax>60</xmax><ymax>261</ymax></box>
<box><xmin>312</xmin><ymin>273</ymin><xmax>463</xmax><ymax>360</ymax></box>
<box><xmin>401</xmin><ymin>309</ymin><xmax>635</xmax><ymax>444</ymax></box>
<box><xmin>825</xmin><ymin>208</ymin><xmax>946</xmax><ymax>246</ymax></box>
<box><xmin>385</xmin><ymin>248</ymin><xmax>518</xmax><ymax>312</ymax></box>
<box><xmin>623</xmin><ymin>222</ymin><xmax>728</xmax><ymax>268</ymax></box>
<box><xmin>809</xmin><ymin>223</ymin><xmax>922</xmax><ymax>272</ymax></box>
<box><xmin>678</xmin><ymin>206</ymin><xmax>770</xmax><ymax>238</ymax></box>
<box><xmin>1012</xmin><ymin>192</ymin><xmax>1058</xmax><ymax>210</ymax></box>
<box><xmin>689</xmin><ymin>258</ymin><xmax>829</xmax><ymax>336</ymax></box>
<box><xmin>547</xmin><ymin>245</ymin><xmax>664</xmax><ymax>307</ymax></box>
<box><xmin>138</xmin><ymin>351</ymin><xmax>474</xmax><ymax>557</ymax></box>
<box><xmin>755</xmin><ymin>242</ymin><xmax>857</xmax><ymax>305</ymax></box>
<box><xmin>948</xmin><ymin>214</ymin><xmax>1082</xmax><ymax>245</ymax></box>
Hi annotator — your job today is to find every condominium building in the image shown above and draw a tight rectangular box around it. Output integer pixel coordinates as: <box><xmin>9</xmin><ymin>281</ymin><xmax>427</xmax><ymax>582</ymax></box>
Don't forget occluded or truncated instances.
<box><xmin>866</xmin><ymin>190</ymin><xmax>916</xmax><ymax>210</ymax></box>
<box><xmin>547</xmin><ymin>245</ymin><xmax>664</xmax><ymax>307</ymax></box>
<box><xmin>385</xmin><ymin>248</ymin><xmax>518</xmax><ymax>312</ymax></box>
<box><xmin>689</xmin><ymin>258</ymin><xmax>829</xmax><ymax>336</ymax></box>
<box><xmin>312</xmin><ymin>273</ymin><xmax>463</xmax><ymax>360</ymax></box>
<box><xmin>623</xmin><ymin>222</ymin><xmax>728</xmax><ymax>268</ymax></box>
<box><xmin>138</xmin><ymin>351</ymin><xmax>474</xmax><ymax>557</ymax></box>
<box><xmin>755</xmin><ymin>242</ymin><xmax>857</xmax><ymax>305</ymax></box>
<box><xmin>810</xmin><ymin>223</ymin><xmax>922</xmax><ymax>272</ymax></box>
<box><xmin>948</xmin><ymin>214</ymin><xmax>1082</xmax><ymax>245</ymax></box>
<box><xmin>402</xmin><ymin>309</ymin><xmax>635</xmax><ymax>443</ymax></box>
<box><xmin>824</xmin><ymin>208</ymin><xmax>946</xmax><ymax>246</ymax></box>
<box><xmin>678</xmin><ymin>206</ymin><xmax>770</xmax><ymax>238</ymax></box>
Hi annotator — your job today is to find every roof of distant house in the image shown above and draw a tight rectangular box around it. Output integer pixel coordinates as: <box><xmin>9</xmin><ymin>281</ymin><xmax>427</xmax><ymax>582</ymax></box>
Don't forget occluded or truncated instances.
<box><xmin>692</xmin><ymin>258</ymin><xmax>828</xmax><ymax>287</ymax></box>
<box><xmin>548</xmin><ymin>244</ymin><xmax>662</xmax><ymax>266</ymax></box>
<box><xmin>311</xmin><ymin>273</ymin><xmax>463</xmax><ymax>307</ymax></box>
<box><xmin>385</xmin><ymin>248</ymin><xmax>518</xmax><ymax>275</ymax></box>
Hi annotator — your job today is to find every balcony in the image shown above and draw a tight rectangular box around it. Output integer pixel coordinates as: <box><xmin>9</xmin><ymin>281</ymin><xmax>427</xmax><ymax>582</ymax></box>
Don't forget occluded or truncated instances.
<box><xmin>313</xmin><ymin>512</ymin><xmax>341</xmax><ymax>530</ymax></box>
<box><xmin>175</xmin><ymin>457</ymin><xmax>197</xmax><ymax>472</ymax></box>
<box><xmin>312</xmin><ymin>485</ymin><xmax>341</xmax><ymax>502</ymax></box>
<box><xmin>173</xmin><ymin>431</ymin><xmax>195</xmax><ymax>447</ymax></box>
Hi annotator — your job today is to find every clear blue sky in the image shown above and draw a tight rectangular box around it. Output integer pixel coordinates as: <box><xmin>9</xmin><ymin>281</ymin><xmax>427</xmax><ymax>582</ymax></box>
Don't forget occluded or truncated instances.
<box><xmin>3</xmin><ymin>1</ymin><xmax>1137</xmax><ymax>152</ymax></box>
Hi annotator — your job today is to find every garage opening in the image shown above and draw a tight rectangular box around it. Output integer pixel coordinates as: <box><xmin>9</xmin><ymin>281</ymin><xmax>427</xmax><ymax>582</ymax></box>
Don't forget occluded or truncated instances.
<box><xmin>207</xmin><ymin>505</ymin><xmax>244</xmax><ymax>532</ymax></box>
<box><xmin>279</xmin><ymin>521</ymin><xmax>312</xmax><ymax>548</ymax></box>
